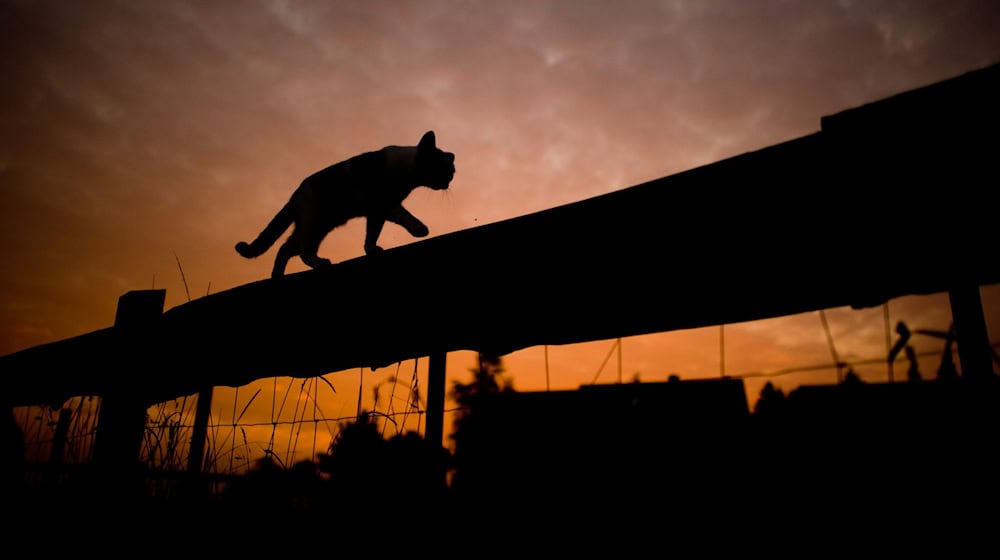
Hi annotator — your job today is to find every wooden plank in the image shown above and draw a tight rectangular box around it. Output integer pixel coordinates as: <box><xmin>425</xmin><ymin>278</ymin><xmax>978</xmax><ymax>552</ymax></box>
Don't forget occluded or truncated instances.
<box><xmin>1</xmin><ymin>63</ymin><xmax>998</xmax><ymax>408</ymax></box>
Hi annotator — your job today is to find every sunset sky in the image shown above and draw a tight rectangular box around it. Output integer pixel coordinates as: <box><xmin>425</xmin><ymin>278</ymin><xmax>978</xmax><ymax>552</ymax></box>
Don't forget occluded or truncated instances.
<box><xmin>3</xmin><ymin>1</ymin><xmax>1000</xmax><ymax>460</ymax></box>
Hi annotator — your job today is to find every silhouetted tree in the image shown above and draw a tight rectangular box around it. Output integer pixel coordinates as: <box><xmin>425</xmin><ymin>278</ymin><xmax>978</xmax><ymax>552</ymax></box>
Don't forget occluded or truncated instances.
<box><xmin>318</xmin><ymin>411</ymin><xmax>390</xmax><ymax>507</ymax></box>
<box><xmin>382</xmin><ymin>430</ymin><xmax>451</xmax><ymax>505</ymax></box>
<box><xmin>451</xmin><ymin>354</ymin><xmax>512</xmax><ymax>402</ymax></box>
<box><xmin>447</xmin><ymin>353</ymin><xmax>515</xmax><ymax>498</ymax></box>
<box><xmin>917</xmin><ymin>324</ymin><xmax>959</xmax><ymax>380</ymax></box>
<box><xmin>937</xmin><ymin>338</ymin><xmax>959</xmax><ymax>380</ymax></box>
<box><xmin>449</xmin><ymin>353</ymin><xmax>514</xmax><ymax>436</ymax></box>
<box><xmin>316</xmin><ymin>411</ymin><xmax>450</xmax><ymax>516</ymax></box>
<box><xmin>219</xmin><ymin>455</ymin><xmax>324</xmax><ymax>513</ymax></box>
<box><xmin>905</xmin><ymin>345</ymin><xmax>922</xmax><ymax>381</ymax></box>
<box><xmin>752</xmin><ymin>381</ymin><xmax>788</xmax><ymax>419</ymax></box>
<box><xmin>842</xmin><ymin>367</ymin><xmax>863</xmax><ymax>385</ymax></box>
<box><xmin>748</xmin><ymin>381</ymin><xmax>791</xmax><ymax>481</ymax></box>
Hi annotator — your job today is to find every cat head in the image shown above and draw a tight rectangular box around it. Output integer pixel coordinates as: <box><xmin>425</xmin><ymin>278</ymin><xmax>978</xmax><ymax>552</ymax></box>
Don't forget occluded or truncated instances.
<box><xmin>415</xmin><ymin>130</ymin><xmax>455</xmax><ymax>190</ymax></box>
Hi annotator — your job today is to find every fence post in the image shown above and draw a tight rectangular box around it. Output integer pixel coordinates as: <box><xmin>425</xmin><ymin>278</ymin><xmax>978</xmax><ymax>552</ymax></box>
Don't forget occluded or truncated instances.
<box><xmin>949</xmin><ymin>284</ymin><xmax>994</xmax><ymax>381</ymax></box>
<box><xmin>48</xmin><ymin>408</ymin><xmax>72</xmax><ymax>470</ymax></box>
<box><xmin>93</xmin><ymin>289</ymin><xmax>165</xmax><ymax>496</ymax></box>
<box><xmin>187</xmin><ymin>386</ymin><xmax>213</xmax><ymax>476</ymax></box>
<box><xmin>426</xmin><ymin>352</ymin><xmax>447</xmax><ymax>448</ymax></box>
<box><xmin>427</xmin><ymin>351</ymin><xmax>447</xmax><ymax>489</ymax></box>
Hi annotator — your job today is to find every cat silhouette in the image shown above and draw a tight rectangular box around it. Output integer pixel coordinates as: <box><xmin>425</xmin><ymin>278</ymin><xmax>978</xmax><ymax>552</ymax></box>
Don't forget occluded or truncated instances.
<box><xmin>236</xmin><ymin>131</ymin><xmax>455</xmax><ymax>278</ymax></box>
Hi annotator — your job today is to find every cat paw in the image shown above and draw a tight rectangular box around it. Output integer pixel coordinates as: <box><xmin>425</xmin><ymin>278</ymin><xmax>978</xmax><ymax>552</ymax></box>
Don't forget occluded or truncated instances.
<box><xmin>365</xmin><ymin>245</ymin><xmax>384</xmax><ymax>255</ymax></box>
<box><xmin>411</xmin><ymin>224</ymin><xmax>429</xmax><ymax>237</ymax></box>
<box><xmin>305</xmin><ymin>258</ymin><xmax>333</xmax><ymax>269</ymax></box>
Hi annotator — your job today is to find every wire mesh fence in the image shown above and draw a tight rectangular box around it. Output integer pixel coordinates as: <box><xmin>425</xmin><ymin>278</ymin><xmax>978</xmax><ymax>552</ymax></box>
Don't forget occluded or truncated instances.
<box><xmin>13</xmin><ymin>362</ymin><xmax>429</xmax><ymax>497</ymax></box>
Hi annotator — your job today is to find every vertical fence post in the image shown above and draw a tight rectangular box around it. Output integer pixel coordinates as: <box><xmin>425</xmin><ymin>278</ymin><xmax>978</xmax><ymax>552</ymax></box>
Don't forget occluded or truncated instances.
<box><xmin>426</xmin><ymin>352</ymin><xmax>447</xmax><ymax>450</ymax></box>
<box><xmin>49</xmin><ymin>408</ymin><xmax>72</xmax><ymax>468</ymax></box>
<box><xmin>949</xmin><ymin>285</ymin><xmax>993</xmax><ymax>381</ymax></box>
<box><xmin>94</xmin><ymin>289</ymin><xmax>165</xmax><ymax>496</ymax></box>
<box><xmin>3</xmin><ymin>406</ymin><xmax>25</xmax><ymax>501</ymax></box>
<box><xmin>427</xmin><ymin>351</ymin><xmax>447</xmax><ymax>491</ymax></box>
<box><xmin>187</xmin><ymin>386</ymin><xmax>213</xmax><ymax>476</ymax></box>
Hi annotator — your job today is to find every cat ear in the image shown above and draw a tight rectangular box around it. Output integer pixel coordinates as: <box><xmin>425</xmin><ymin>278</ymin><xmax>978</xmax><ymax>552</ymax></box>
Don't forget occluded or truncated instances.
<box><xmin>418</xmin><ymin>130</ymin><xmax>436</xmax><ymax>150</ymax></box>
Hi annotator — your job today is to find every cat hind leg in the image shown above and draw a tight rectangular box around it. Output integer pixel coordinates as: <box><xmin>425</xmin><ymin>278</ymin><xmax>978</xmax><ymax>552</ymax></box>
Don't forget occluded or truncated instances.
<box><xmin>298</xmin><ymin>236</ymin><xmax>333</xmax><ymax>272</ymax></box>
<box><xmin>365</xmin><ymin>217</ymin><xmax>386</xmax><ymax>254</ymax></box>
<box><xmin>271</xmin><ymin>239</ymin><xmax>298</xmax><ymax>278</ymax></box>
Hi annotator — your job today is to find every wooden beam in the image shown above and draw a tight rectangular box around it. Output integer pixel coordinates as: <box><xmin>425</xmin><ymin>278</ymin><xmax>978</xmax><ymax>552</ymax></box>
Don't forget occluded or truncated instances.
<box><xmin>1</xmin><ymin>63</ymin><xmax>998</xmax><ymax>408</ymax></box>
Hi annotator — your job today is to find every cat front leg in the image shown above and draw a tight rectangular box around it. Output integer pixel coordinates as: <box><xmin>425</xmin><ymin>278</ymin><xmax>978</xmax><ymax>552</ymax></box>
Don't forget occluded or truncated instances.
<box><xmin>386</xmin><ymin>206</ymin><xmax>429</xmax><ymax>238</ymax></box>
<box><xmin>365</xmin><ymin>216</ymin><xmax>386</xmax><ymax>254</ymax></box>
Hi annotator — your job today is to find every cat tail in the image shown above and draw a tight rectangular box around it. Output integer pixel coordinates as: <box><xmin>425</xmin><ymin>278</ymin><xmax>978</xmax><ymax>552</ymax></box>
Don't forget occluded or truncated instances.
<box><xmin>235</xmin><ymin>202</ymin><xmax>294</xmax><ymax>259</ymax></box>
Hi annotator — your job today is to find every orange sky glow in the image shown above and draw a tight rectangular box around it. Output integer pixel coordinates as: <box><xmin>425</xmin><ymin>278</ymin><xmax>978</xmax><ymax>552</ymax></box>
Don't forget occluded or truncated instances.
<box><xmin>3</xmin><ymin>1</ymin><xmax>1000</xmax><ymax>467</ymax></box>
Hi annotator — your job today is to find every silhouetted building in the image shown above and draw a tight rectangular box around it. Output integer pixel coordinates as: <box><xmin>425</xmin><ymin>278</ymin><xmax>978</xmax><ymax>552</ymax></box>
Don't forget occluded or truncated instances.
<box><xmin>450</xmin><ymin>377</ymin><xmax>751</xmax><ymax>516</ymax></box>
<box><xmin>451</xmin><ymin>375</ymin><xmax>1000</xmax><ymax>526</ymax></box>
